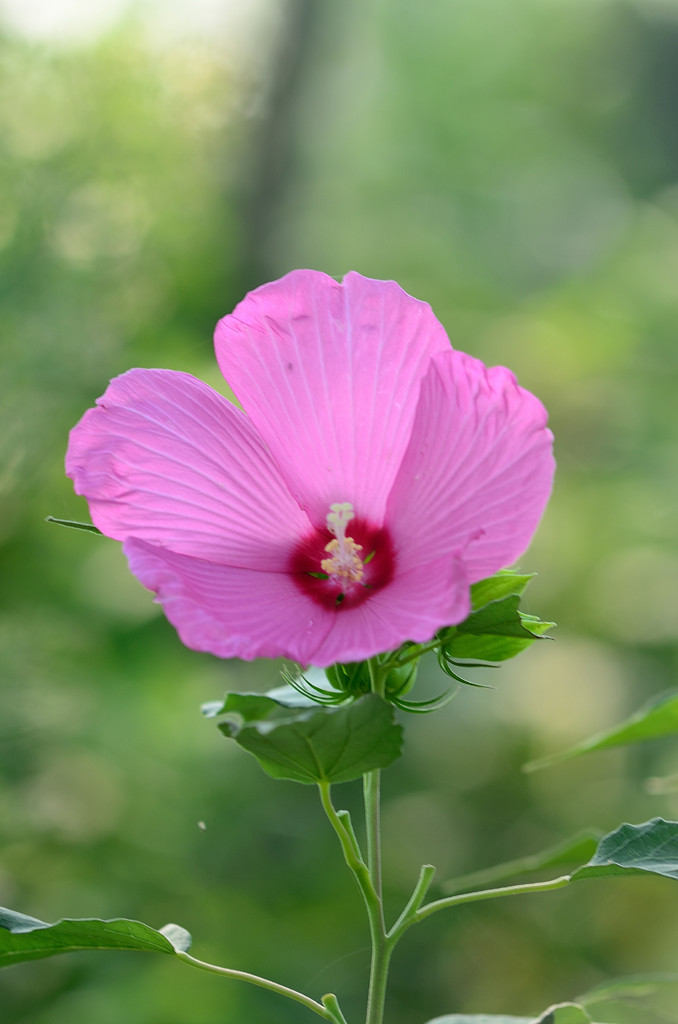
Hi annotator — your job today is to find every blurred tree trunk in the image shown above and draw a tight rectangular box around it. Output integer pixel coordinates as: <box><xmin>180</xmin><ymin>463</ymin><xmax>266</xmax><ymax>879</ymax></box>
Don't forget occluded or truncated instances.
<box><xmin>236</xmin><ymin>0</ymin><xmax>324</xmax><ymax>293</ymax></box>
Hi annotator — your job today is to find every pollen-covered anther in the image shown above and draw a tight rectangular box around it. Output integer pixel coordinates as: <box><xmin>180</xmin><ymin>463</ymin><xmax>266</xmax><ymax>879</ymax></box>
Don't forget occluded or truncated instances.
<box><xmin>321</xmin><ymin>501</ymin><xmax>365</xmax><ymax>584</ymax></box>
<box><xmin>321</xmin><ymin>536</ymin><xmax>364</xmax><ymax>583</ymax></box>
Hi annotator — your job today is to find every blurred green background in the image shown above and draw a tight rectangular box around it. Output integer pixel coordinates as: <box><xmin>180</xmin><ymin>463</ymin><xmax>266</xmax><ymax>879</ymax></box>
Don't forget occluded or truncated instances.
<box><xmin>2</xmin><ymin>0</ymin><xmax>678</xmax><ymax>1021</ymax></box>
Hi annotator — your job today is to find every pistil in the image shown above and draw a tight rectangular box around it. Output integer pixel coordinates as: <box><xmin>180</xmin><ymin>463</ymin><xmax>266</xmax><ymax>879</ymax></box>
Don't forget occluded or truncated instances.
<box><xmin>320</xmin><ymin>502</ymin><xmax>365</xmax><ymax>584</ymax></box>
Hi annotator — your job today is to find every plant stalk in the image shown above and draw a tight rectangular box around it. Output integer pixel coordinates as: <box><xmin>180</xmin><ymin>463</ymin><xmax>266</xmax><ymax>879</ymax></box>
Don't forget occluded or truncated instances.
<box><xmin>175</xmin><ymin>951</ymin><xmax>340</xmax><ymax>1021</ymax></box>
<box><xmin>364</xmin><ymin>930</ymin><xmax>392</xmax><ymax>1024</ymax></box>
<box><xmin>362</xmin><ymin>768</ymin><xmax>391</xmax><ymax>1024</ymax></box>
<box><xmin>318</xmin><ymin>775</ymin><xmax>391</xmax><ymax>1024</ymax></box>
<box><xmin>415</xmin><ymin>874</ymin><xmax>572</xmax><ymax>923</ymax></box>
<box><xmin>364</xmin><ymin>770</ymin><xmax>383</xmax><ymax>905</ymax></box>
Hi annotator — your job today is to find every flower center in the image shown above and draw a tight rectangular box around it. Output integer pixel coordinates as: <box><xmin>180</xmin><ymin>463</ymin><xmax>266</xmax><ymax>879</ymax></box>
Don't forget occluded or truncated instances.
<box><xmin>289</xmin><ymin>502</ymin><xmax>395</xmax><ymax>611</ymax></box>
<box><xmin>320</xmin><ymin>503</ymin><xmax>365</xmax><ymax>584</ymax></box>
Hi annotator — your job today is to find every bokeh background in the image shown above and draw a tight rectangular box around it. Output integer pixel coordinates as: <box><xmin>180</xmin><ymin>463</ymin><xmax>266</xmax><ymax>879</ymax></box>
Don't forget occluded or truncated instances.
<box><xmin>2</xmin><ymin>0</ymin><xmax>678</xmax><ymax>1021</ymax></box>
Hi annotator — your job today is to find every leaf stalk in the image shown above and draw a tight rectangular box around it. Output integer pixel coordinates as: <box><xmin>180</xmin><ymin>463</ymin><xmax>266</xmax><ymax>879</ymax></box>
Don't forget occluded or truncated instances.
<box><xmin>175</xmin><ymin>951</ymin><xmax>341</xmax><ymax>1021</ymax></box>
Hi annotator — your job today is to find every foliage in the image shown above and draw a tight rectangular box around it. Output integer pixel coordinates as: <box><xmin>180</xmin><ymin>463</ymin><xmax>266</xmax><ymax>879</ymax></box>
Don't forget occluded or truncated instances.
<box><xmin>525</xmin><ymin>690</ymin><xmax>678</xmax><ymax>771</ymax></box>
<box><xmin>213</xmin><ymin>693</ymin><xmax>403</xmax><ymax>784</ymax></box>
<box><xmin>0</xmin><ymin>909</ymin><xmax>191</xmax><ymax>966</ymax></box>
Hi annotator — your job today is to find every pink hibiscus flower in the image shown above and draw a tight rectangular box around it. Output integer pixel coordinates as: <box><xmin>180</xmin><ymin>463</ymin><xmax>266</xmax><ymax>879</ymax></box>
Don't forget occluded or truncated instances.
<box><xmin>66</xmin><ymin>270</ymin><xmax>554</xmax><ymax>668</ymax></box>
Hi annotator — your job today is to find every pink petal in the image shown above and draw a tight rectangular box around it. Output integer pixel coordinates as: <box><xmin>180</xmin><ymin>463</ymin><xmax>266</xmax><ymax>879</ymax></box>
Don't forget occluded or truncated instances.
<box><xmin>214</xmin><ymin>270</ymin><xmax>451</xmax><ymax>529</ymax></box>
<box><xmin>124</xmin><ymin>540</ymin><xmax>469</xmax><ymax>668</ymax></box>
<box><xmin>386</xmin><ymin>350</ymin><xmax>555</xmax><ymax>586</ymax></box>
<box><xmin>66</xmin><ymin>368</ymin><xmax>310</xmax><ymax>571</ymax></box>
<box><xmin>124</xmin><ymin>538</ymin><xmax>337</xmax><ymax>663</ymax></box>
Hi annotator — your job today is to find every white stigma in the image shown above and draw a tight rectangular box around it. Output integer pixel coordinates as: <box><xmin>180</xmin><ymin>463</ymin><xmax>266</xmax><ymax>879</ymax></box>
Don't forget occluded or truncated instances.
<box><xmin>326</xmin><ymin>502</ymin><xmax>355</xmax><ymax>540</ymax></box>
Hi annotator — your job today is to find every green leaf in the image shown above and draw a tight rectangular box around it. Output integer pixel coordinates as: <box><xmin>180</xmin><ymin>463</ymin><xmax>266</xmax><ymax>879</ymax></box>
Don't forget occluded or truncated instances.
<box><xmin>442</xmin><ymin>829</ymin><xmax>601</xmax><ymax>895</ymax></box>
<box><xmin>158</xmin><ymin>923</ymin><xmax>192</xmax><ymax>952</ymax></box>
<box><xmin>578</xmin><ymin>971</ymin><xmax>678</xmax><ymax>1006</ymax></box>
<box><xmin>571</xmin><ymin>818</ymin><xmax>678</xmax><ymax>882</ymax></box>
<box><xmin>266</xmin><ymin>682</ymin><xmax>323</xmax><ymax>707</ymax></box>
<box><xmin>45</xmin><ymin>516</ymin><xmax>103</xmax><ymax>535</ymax></box>
<box><xmin>441</xmin><ymin>594</ymin><xmax>555</xmax><ymax>662</ymax></box>
<box><xmin>470</xmin><ymin>569</ymin><xmax>536</xmax><ymax>610</ymax></box>
<box><xmin>425</xmin><ymin>1005</ymin><xmax>594</xmax><ymax>1024</ymax></box>
<box><xmin>217</xmin><ymin>694</ymin><xmax>403</xmax><ymax>784</ymax></box>
<box><xmin>0</xmin><ymin>908</ymin><xmax>191</xmax><ymax>967</ymax></box>
<box><xmin>203</xmin><ymin>691</ymin><xmax>289</xmax><ymax>723</ymax></box>
<box><xmin>202</xmin><ymin>685</ymin><xmax>319</xmax><ymax>723</ymax></box>
<box><xmin>533</xmin><ymin>1006</ymin><xmax>592</xmax><ymax>1024</ymax></box>
<box><xmin>524</xmin><ymin>690</ymin><xmax>678</xmax><ymax>772</ymax></box>
<box><xmin>424</xmin><ymin>1016</ymin><xmax>534</xmax><ymax>1023</ymax></box>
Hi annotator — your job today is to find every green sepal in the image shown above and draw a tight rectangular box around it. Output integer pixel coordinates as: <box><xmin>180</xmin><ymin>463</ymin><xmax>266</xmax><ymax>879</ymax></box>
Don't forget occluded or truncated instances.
<box><xmin>324</xmin><ymin>658</ymin><xmax>419</xmax><ymax>701</ymax></box>
<box><xmin>0</xmin><ymin>908</ymin><xmax>191</xmax><ymax>967</ymax></box>
<box><xmin>524</xmin><ymin>689</ymin><xmax>678</xmax><ymax>772</ymax></box>
<box><xmin>212</xmin><ymin>692</ymin><xmax>402</xmax><ymax>784</ymax></box>
<box><xmin>325</xmin><ymin>661</ymin><xmax>371</xmax><ymax>696</ymax></box>
<box><xmin>383</xmin><ymin>658</ymin><xmax>419</xmax><ymax>698</ymax></box>
<box><xmin>469</xmin><ymin>569</ymin><xmax>536</xmax><ymax>609</ymax></box>
<box><xmin>571</xmin><ymin>818</ymin><xmax>678</xmax><ymax>882</ymax></box>
<box><xmin>439</xmin><ymin>593</ymin><xmax>555</xmax><ymax>663</ymax></box>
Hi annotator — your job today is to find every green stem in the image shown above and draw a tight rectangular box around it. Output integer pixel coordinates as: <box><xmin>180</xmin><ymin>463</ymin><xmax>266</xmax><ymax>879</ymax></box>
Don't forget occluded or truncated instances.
<box><xmin>364</xmin><ymin>770</ymin><xmax>391</xmax><ymax>1019</ymax></box>
<box><xmin>337</xmin><ymin>807</ymin><xmax>363</xmax><ymax>862</ymax></box>
<box><xmin>415</xmin><ymin>874</ymin><xmax>572</xmax><ymax>924</ymax></box>
<box><xmin>361</xmin><ymin>659</ymin><xmax>392</xmax><ymax>1024</ymax></box>
<box><xmin>364</xmin><ymin>661</ymin><xmax>385</xmax><ymax>897</ymax></box>
<box><xmin>387</xmin><ymin>864</ymin><xmax>436</xmax><ymax>946</ymax></box>
<box><xmin>364</xmin><ymin>932</ymin><xmax>392</xmax><ymax>1024</ymax></box>
<box><xmin>367</xmin><ymin>657</ymin><xmax>386</xmax><ymax>698</ymax></box>
<box><xmin>363</xmin><ymin>771</ymin><xmax>388</xmax><ymax>1024</ymax></box>
<box><xmin>317</xmin><ymin>781</ymin><xmax>376</xmax><ymax>903</ymax></box>
<box><xmin>175</xmin><ymin>951</ymin><xmax>340</xmax><ymax>1021</ymax></box>
<box><xmin>317</xmin><ymin>778</ymin><xmax>390</xmax><ymax>1024</ymax></box>
<box><xmin>322</xmin><ymin>993</ymin><xmax>351</xmax><ymax>1024</ymax></box>
<box><xmin>363</xmin><ymin>771</ymin><xmax>383</xmax><ymax>905</ymax></box>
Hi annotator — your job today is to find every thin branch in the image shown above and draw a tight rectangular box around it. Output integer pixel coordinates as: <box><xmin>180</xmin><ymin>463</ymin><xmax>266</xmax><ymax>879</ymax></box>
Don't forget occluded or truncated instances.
<box><xmin>387</xmin><ymin>864</ymin><xmax>436</xmax><ymax>946</ymax></box>
<box><xmin>175</xmin><ymin>951</ymin><xmax>336</xmax><ymax>1021</ymax></box>
<box><xmin>415</xmin><ymin>874</ymin><xmax>572</xmax><ymax>924</ymax></box>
